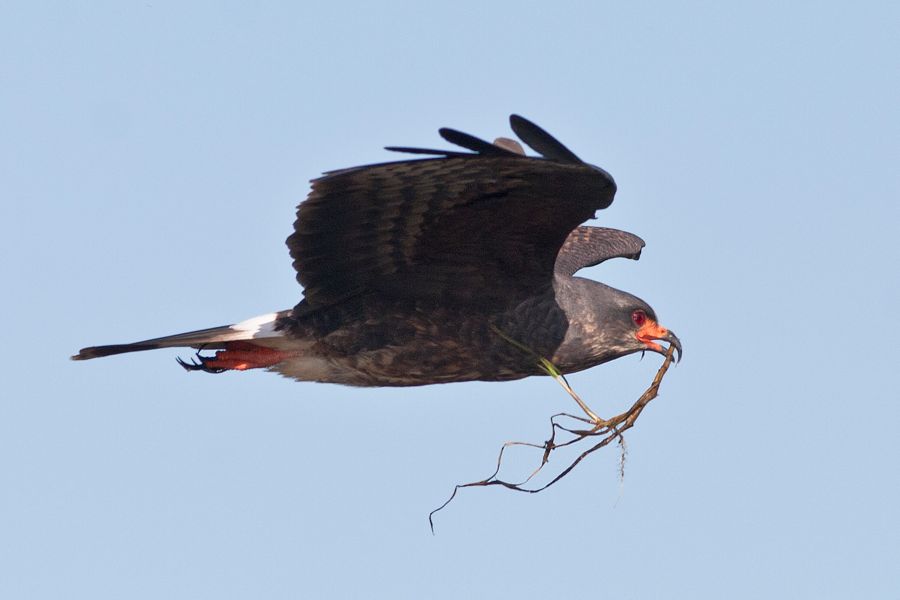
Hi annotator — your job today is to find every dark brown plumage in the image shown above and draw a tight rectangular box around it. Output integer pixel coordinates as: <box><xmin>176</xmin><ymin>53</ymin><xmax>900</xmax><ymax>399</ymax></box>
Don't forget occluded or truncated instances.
<box><xmin>73</xmin><ymin>115</ymin><xmax>680</xmax><ymax>387</ymax></box>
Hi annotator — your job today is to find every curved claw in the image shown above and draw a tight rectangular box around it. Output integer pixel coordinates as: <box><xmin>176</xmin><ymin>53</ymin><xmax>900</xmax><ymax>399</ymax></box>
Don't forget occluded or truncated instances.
<box><xmin>176</xmin><ymin>353</ymin><xmax>226</xmax><ymax>374</ymax></box>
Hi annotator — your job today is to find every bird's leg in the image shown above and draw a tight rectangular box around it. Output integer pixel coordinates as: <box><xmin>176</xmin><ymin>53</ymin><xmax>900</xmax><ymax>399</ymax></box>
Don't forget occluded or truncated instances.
<box><xmin>541</xmin><ymin>346</ymin><xmax>678</xmax><ymax>431</ymax></box>
<box><xmin>538</xmin><ymin>357</ymin><xmax>606</xmax><ymax>425</ymax></box>
<box><xmin>491</xmin><ymin>325</ymin><xmax>624</xmax><ymax>427</ymax></box>
<box><xmin>551</xmin><ymin>373</ymin><xmax>602</xmax><ymax>424</ymax></box>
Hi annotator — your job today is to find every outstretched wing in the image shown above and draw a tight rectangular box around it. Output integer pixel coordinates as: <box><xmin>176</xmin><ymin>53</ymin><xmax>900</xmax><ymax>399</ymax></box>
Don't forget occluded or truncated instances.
<box><xmin>287</xmin><ymin>115</ymin><xmax>617</xmax><ymax>310</ymax></box>
<box><xmin>554</xmin><ymin>226</ymin><xmax>645</xmax><ymax>275</ymax></box>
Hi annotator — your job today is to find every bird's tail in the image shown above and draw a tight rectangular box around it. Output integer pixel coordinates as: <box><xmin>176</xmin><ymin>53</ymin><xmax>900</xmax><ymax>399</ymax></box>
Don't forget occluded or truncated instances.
<box><xmin>71</xmin><ymin>311</ymin><xmax>293</xmax><ymax>371</ymax></box>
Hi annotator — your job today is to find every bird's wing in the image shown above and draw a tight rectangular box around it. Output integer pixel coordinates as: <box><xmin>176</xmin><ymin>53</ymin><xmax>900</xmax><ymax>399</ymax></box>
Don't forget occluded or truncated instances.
<box><xmin>287</xmin><ymin>115</ymin><xmax>617</xmax><ymax>310</ymax></box>
<box><xmin>554</xmin><ymin>226</ymin><xmax>645</xmax><ymax>275</ymax></box>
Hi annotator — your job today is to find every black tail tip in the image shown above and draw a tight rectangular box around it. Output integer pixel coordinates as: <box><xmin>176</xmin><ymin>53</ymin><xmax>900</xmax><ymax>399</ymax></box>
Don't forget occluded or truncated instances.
<box><xmin>70</xmin><ymin>343</ymin><xmax>161</xmax><ymax>361</ymax></box>
<box><xmin>71</xmin><ymin>348</ymin><xmax>98</xmax><ymax>361</ymax></box>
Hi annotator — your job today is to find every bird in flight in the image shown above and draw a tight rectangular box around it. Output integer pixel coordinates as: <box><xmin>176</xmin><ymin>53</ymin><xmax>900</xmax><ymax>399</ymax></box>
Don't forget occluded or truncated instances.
<box><xmin>73</xmin><ymin>115</ymin><xmax>681</xmax><ymax>417</ymax></box>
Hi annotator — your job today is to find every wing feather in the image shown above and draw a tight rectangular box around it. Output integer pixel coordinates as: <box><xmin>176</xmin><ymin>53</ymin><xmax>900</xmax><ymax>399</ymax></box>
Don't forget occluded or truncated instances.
<box><xmin>438</xmin><ymin>127</ymin><xmax>521</xmax><ymax>157</ymax></box>
<box><xmin>287</xmin><ymin>117</ymin><xmax>618</xmax><ymax>311</ymax></box>
<box><xmin>509</xmin><ymin>114</ymin><xmax>582</xmax><ymax>163</ymax></box>
<box><xmin>554</xmin><ymin>226</ymin><xmax>645</xmax><ymax>275</ymax></box>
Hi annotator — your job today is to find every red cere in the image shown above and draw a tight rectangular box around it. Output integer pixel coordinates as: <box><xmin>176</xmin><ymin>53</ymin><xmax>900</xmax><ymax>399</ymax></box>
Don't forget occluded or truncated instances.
<box><xmin>632</xmin><ymin>310</ymin><xmax>647</xmax><ymax>327</ymax></box>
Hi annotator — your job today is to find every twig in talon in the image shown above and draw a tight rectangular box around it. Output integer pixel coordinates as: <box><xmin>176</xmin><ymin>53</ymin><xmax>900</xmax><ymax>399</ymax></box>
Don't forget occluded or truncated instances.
<box><xmin>428</xmin><ymin>345</ymin><xmax>677</xmax><ymax>533</ymax></box>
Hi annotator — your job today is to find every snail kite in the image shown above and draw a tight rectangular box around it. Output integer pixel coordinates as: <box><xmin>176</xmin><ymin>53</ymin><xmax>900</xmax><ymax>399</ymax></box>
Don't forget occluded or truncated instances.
<box><xmin>73</xmin><ymin>115</ymin><xmax>681</xmax><ymax>390</ymax></box>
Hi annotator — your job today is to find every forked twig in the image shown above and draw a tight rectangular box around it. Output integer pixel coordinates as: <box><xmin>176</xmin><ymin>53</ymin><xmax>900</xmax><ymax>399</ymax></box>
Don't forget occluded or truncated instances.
<box><xmin>429</xmin><ymin>344</ymin><xmax>677</xmax><ymax>533</ymax></box>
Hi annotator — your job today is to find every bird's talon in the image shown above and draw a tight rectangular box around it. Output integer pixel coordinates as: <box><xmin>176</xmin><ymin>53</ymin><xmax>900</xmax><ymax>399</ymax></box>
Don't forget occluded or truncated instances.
<box><xmin>177</xmin><ymin>353</ymin><xmax>226</xmax><ymax>374</ymax></box>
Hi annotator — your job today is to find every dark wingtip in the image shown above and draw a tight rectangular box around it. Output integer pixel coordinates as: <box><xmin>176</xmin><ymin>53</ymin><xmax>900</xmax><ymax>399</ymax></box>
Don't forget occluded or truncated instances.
<box><xmin>509</xmin><ymin>114</ymin><xmax>529</xmax><ymax>130</ymax></box>
<box><xmin>384</xmin><ymin>146</ymin><xmax>471</xmax><ymax>158</ymax></box>
<box><xmin>387</xmin><ymin>123</ymin><xmax>533</xmax><ymax>160</ymax></box>
<box><xmin>508</xmin><ymin>114</ymin><xmax>582</xmax><ymax>164</ymax></box>
<box><xmin>438</xmin><ymin>127</ymin><xmax>520</xmax><ymax>157</ymax></box>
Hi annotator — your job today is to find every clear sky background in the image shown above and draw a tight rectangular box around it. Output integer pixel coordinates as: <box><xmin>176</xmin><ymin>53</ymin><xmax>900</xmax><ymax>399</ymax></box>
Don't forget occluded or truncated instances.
<box><xmin>2</xmin><ymin>2</ymin><xmax>898</xmax><ymax>598</ymax></box>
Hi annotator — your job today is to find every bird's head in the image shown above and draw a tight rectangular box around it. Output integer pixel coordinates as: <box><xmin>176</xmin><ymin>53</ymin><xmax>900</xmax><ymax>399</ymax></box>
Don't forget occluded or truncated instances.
<box><xmin>555</xmin><ymin>279</ymin><xmax>682</xmax><ymax>369</ymax></box>
<box><xmin>597</xmin><ymin>286</ymin><xmax>681</xmax><ymax>363</ymax></box>
<box><xmin>626</xmin><ymin>304</ymin><xmax>682</xmax><ymax>362</ymax></box>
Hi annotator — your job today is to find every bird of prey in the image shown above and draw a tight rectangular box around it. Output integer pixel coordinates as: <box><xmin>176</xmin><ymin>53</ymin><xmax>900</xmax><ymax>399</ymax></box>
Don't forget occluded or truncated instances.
<box><xmin>73</xmin><ymin>115</ymin><xmax>681</xmax><ymax>414</ymax></box>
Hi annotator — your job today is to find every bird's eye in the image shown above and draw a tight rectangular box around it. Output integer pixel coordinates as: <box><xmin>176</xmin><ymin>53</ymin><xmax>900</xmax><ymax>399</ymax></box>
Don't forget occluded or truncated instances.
<box><xmin>631</xmin><ymin>310</ymin><xmax>647</xmax><ymax>327</ymax></box>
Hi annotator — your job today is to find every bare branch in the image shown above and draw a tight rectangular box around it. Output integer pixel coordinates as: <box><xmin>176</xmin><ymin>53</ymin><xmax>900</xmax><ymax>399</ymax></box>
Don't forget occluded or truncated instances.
<box><xmin>429</xmin><ymin>344</ymin><xmax>677</xmax><ymax>533</ymax></box>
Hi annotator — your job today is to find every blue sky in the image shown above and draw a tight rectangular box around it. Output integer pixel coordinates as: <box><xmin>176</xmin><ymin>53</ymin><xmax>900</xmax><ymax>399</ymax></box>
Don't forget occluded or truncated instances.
<box><xmin>2</xmin><ymin>1</ymin><xmax>898</xmax><ymax>598</ymax></box>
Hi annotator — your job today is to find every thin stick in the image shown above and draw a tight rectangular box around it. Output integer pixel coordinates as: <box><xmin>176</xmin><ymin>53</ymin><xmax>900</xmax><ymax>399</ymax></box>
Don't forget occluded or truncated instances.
<box><xmin>429</xmin><ymin>345</ymin><xmax>677</xmax><ymax>533</ymax></box>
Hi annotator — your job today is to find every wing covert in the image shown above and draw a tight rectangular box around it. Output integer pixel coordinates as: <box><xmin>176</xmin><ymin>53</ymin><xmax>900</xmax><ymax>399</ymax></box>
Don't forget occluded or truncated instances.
<box><xmin>554</xmin><ymin>226</ymin><xmax>645</xmax><ymax>275</ymax></box>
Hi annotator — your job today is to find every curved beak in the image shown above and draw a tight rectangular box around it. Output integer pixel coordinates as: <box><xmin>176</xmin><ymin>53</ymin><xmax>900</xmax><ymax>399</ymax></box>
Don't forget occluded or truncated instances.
<box><xmin>636</xmin><ymin>321</ymin><xmax>682</xmax><ymax>363</ymax></box>
<box><xmin>662</xmin><ymin>330</ymin><xmax>682</xmax><ymax>362</ymax></box>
